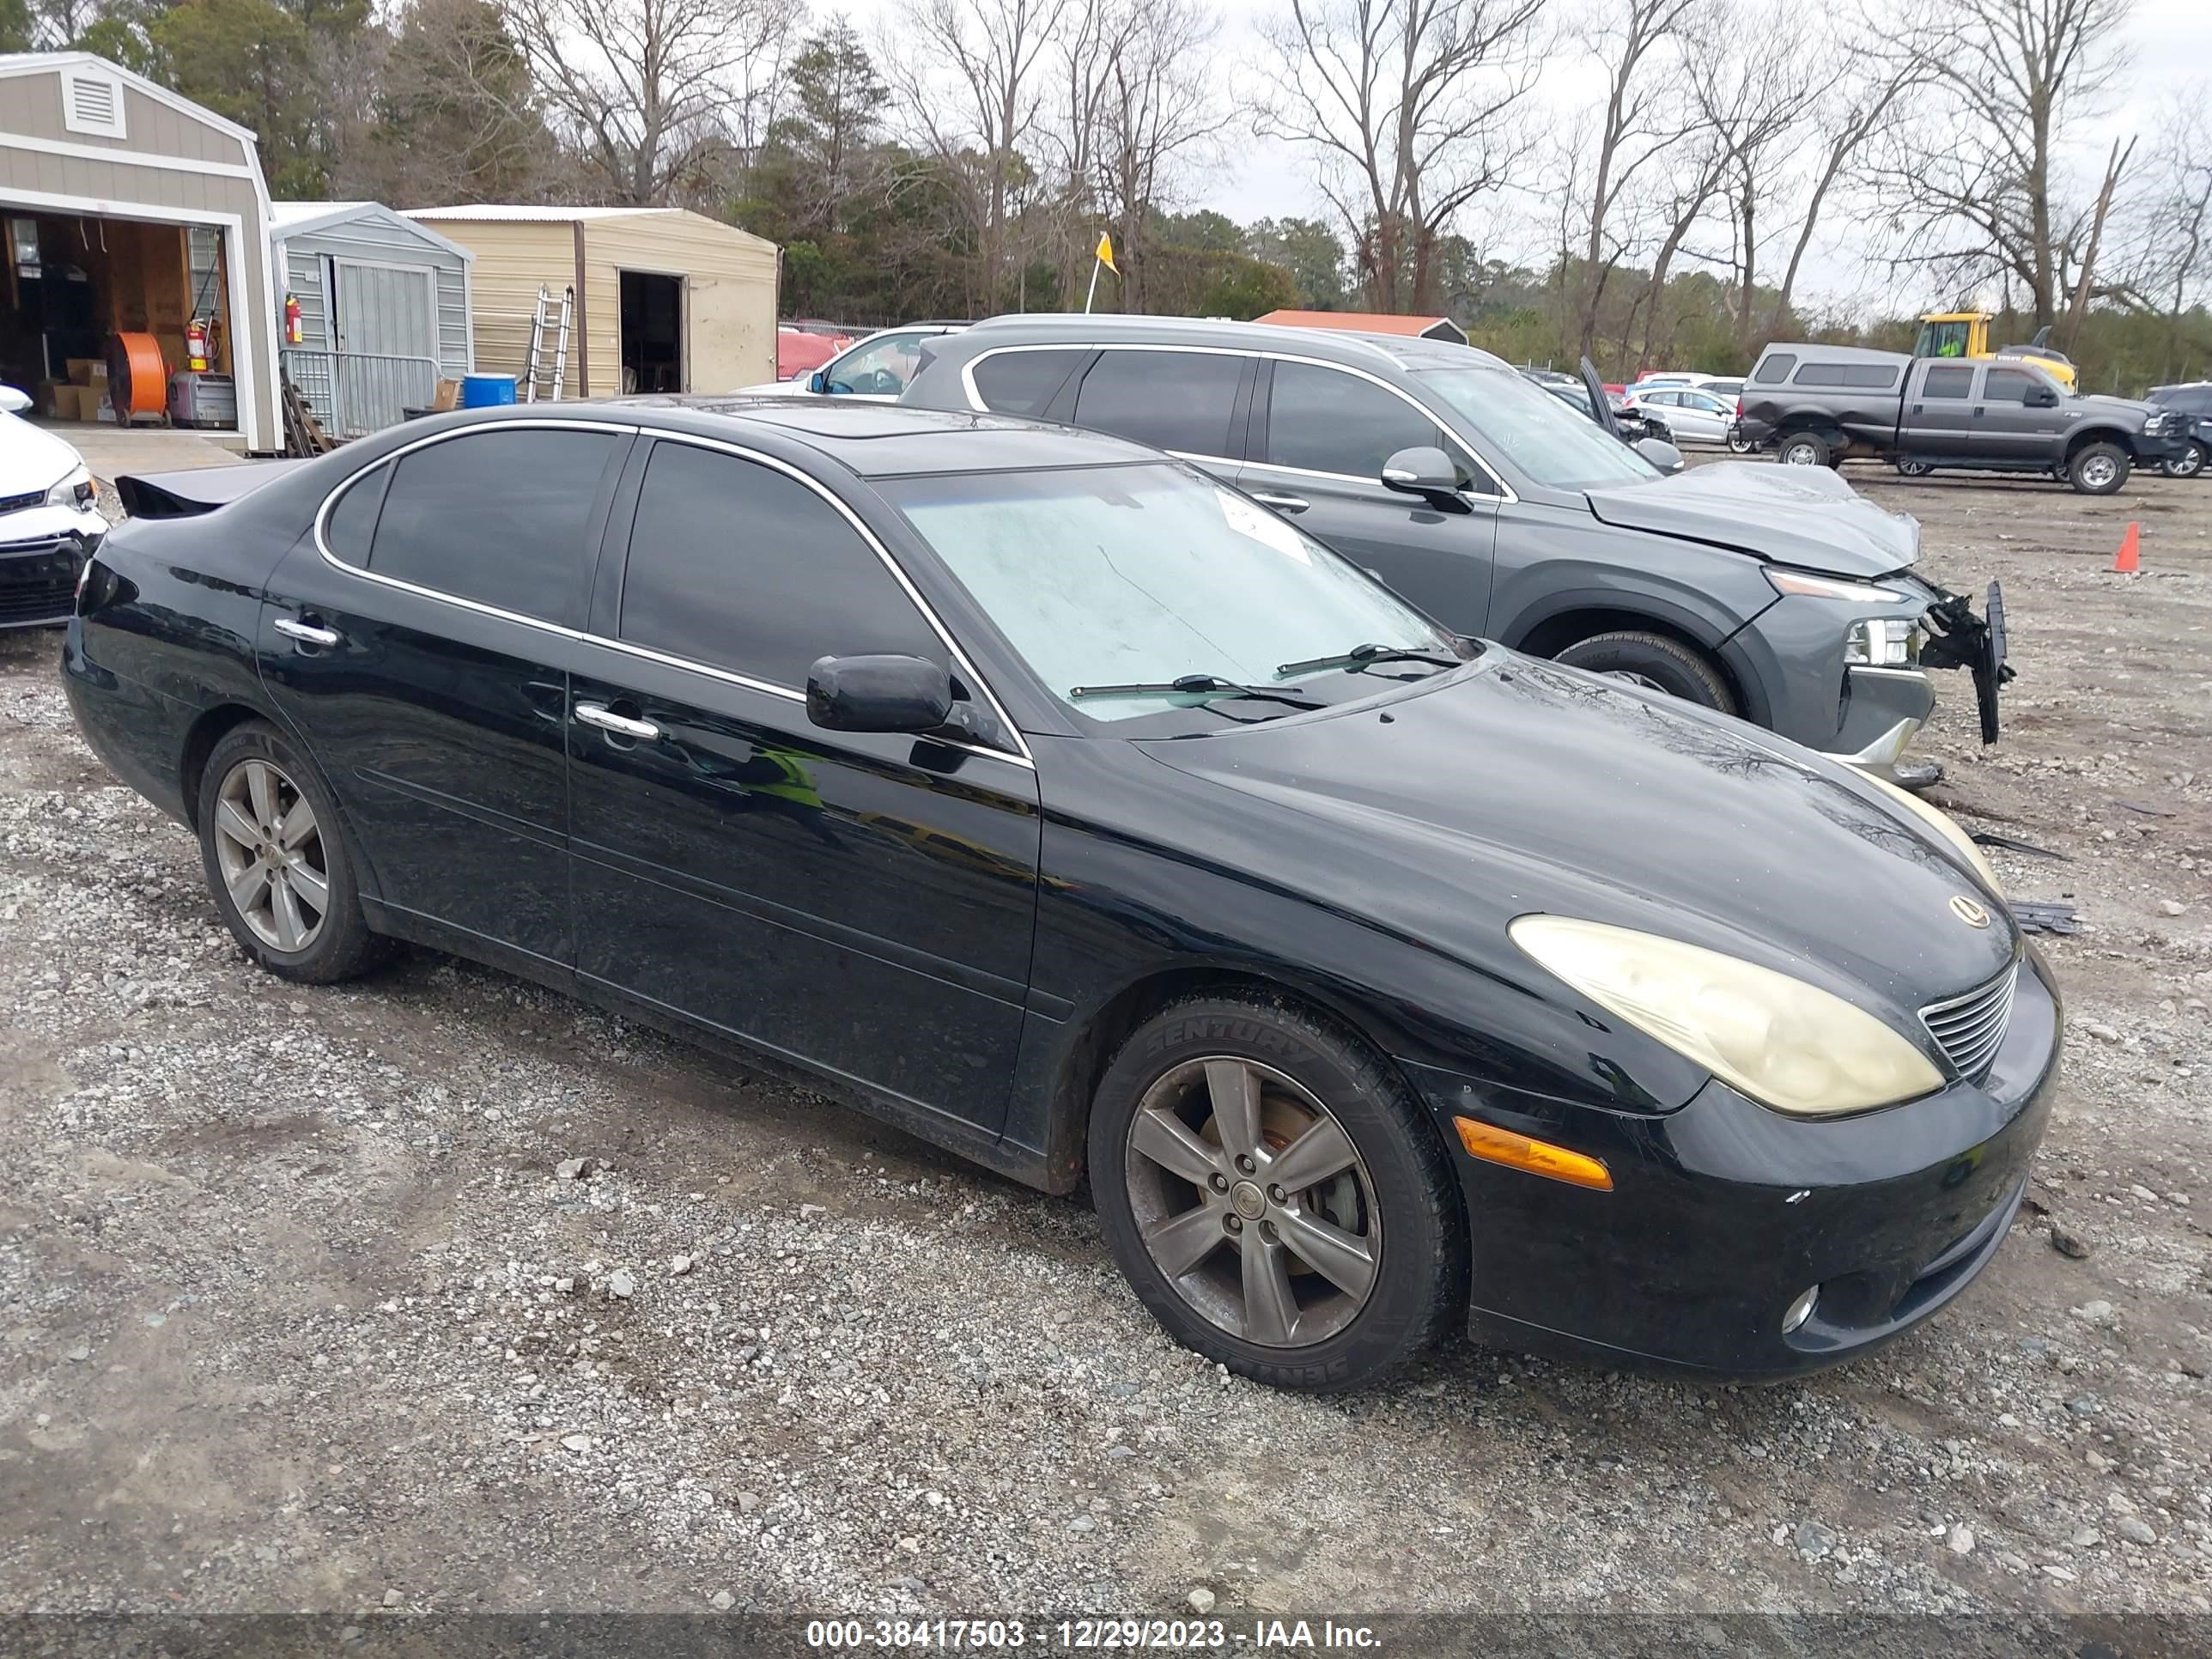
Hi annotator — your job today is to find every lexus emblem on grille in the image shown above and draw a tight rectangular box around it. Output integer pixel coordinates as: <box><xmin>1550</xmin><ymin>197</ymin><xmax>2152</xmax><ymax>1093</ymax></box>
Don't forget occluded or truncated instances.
<box><xmin>1950</xmin><ymin>895</ymin><xmax>1991</xmax><ymax>929</ymax></box>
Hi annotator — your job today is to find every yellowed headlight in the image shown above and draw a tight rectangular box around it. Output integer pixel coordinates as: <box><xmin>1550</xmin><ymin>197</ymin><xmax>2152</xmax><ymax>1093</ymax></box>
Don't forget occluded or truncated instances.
<box><xmin>1510</xmin><ymin>915</ymin><xmax>1946</xmax><ymax>1116</ymax></box>
<box><xmin>1861</xmin><ymin>774</ymin><xmax>2002</xmax><ymax>896</ymax></box>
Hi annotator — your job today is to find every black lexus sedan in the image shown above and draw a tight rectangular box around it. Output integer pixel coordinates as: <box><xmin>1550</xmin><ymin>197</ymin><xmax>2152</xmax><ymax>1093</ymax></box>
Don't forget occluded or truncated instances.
<box><xmin>62</xmin><ymin>399</ymin><xmax>2058</xmax><ymax>1392</ymax></box>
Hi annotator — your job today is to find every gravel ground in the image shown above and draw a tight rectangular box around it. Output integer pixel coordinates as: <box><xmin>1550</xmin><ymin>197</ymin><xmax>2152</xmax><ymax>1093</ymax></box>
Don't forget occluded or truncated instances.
<box><xmin>1</xmin><ymin>457</ymin><xmax>2209</xmax><ymax>1632</ymax></box>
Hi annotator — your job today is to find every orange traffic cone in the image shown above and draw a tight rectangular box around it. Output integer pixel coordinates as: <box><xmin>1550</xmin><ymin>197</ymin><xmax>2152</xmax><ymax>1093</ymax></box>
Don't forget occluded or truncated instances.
<box><xmin>2112</xmin><ymin>521</ymin><xmax>2140</xmax><ymax>574</ymax></box>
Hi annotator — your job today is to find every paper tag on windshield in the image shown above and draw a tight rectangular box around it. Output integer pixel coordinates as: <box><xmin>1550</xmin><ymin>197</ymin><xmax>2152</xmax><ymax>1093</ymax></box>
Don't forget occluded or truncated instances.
<box><xmin>1217</xmin><ymin>488</ymin><xmax>1311</xmax><ymax>564</ymax></box>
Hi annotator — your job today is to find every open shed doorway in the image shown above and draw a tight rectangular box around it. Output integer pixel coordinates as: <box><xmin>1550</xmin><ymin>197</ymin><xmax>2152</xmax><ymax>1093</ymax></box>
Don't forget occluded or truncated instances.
<box><xmin>619</xmin><ymin>270</ymin><xmax>683</xmax><ymax>394</ymax></box>
<box><xmin>1</xmin><ymin>210</ymin><xmax>236</xmax><ymax>431</ymax></box>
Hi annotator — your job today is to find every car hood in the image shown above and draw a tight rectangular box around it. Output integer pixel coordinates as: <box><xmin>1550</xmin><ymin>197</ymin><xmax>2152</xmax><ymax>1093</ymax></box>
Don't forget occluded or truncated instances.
<box><xmin>0</xmin><ymin>411</ymin><xmax>86</xmax><ymax>499</ymax></box>
<box><xmin>1135</xmin><ymin>656</ymin><xmax>2015</xmax><ymax>1044</ymax></box>
<box><xmin>1583</xmin><ymin>460</ymin><xmax>1919</xmax><ymax>577</ymax></box>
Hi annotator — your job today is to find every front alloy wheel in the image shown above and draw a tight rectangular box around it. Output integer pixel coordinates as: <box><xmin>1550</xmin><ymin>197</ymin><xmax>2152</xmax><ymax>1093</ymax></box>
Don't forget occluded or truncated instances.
<box><xmin>1125</xmin><ymin>1057</ymin><xmax>1380</xmax><ymax>1347</ymax></box>
<box><xmin>213</xmin><ymin>757</ymin><xmax>328</xmax><ymax>952</ymax></box>
<box><xmin>2161</xmin><ymin>441</ymin><xmax>2207</xmax><ymax>480</ymax></box>
<box><xmin>1088</xmin><ymin>994</ymin><xmax>1464</xmax><ymax>1392</ymax></box>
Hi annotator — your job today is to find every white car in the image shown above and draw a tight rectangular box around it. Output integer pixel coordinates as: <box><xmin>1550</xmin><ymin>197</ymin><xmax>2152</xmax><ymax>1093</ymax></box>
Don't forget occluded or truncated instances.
<box><xmin>737</xmin><ymin>325</ymin><xmax>965</xmax><ymax>401</ymax></box>
<box><xmin>1622</xmin><ymin>384</ymin><xmax>1741</xmax><ymax>446</ymax></box>
<box><xmin>1</xmin><ymin>385</ymin><xmax>106</xmax><ymax>629</ymax></box>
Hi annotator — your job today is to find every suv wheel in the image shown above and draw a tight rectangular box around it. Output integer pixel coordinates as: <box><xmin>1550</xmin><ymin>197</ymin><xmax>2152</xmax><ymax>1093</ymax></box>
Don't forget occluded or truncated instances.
<box><xmin>197</xmin><ymin>721</ymin><xmax>389</xmax><ymax>983</ymax></box>
<box><xmin>1088</xmin><ymin>995</ymin><xmax>1464</xmax><ymax>1393</ymax></box>
<box><xmin>2068</xmin><ymin>441</ymin><xmax>2130</xmax><ymax>495</ymax></box>
<box><xmin>1552</xmin><ymin>631</ymin><xmax>1738</xmax><ymax>714</ymax></box>
<box><xmin>2160</xmin><ymin>441</ymin><xmax>2208</xmax><ymax>480</ymax></box>
<box><xmin>1778</xmin><ymin>432</ymin><xmax>1830</xmax><ymax>467</ymax></box>
<box><xmin>1896</xmin><ymin>459</ymin><xmax>1936</xmax><ymax>478</ymax></box>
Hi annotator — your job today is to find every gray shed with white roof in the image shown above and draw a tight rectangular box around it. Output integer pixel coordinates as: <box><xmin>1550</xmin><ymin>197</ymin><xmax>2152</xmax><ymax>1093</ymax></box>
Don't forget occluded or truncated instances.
<box><xmin>270</xmin><ymin>200</ymin><xmax>474</xmax><ymax>435</ymax></box>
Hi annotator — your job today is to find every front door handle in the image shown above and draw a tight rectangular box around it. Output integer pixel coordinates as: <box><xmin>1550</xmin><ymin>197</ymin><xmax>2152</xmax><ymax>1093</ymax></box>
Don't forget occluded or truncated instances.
<box><xmin>575</xmin><ymin>702</ymin><xmax>661</xmax><ymax>742</ymax></box>
<box><xmin>274</xmin><ymin>617</ymin><xmax>342</xmax><ymax>648</ymax></box>
<box><xmin>1249</xmin><ymin>490</ymin><xmax>1310</xmax><ymax>513</ymax></box>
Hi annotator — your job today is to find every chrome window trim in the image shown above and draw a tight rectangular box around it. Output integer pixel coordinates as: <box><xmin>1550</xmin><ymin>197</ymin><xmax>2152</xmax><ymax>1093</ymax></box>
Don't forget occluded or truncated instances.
<box><xmin>957</xmin><ymin>342</ymin><xmax>1517</xmax><ymax>504</ymax></box>
<box><xmin>309</xmin><ymin>419</ymin><xmax>1035</xmax><ymax>772</ymax></box>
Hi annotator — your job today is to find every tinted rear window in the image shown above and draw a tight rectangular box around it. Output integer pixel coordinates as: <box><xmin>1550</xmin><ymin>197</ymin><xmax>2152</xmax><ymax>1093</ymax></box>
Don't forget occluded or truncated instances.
<box><xmin>1753</xmin><ymin>353</ymin><xmax>1796</xmax><ymax>384</ymax></box>
<box><xmin>1921</xmin><ymin>366</ymin><xmax>1976</xmax><ymax>398</ymax></box>
<box><xmin>325</xmin><ymin>464</ymin><xmax>389</xmax><ymax>564</ymax></box>
<box><xmin>1071</xmin><ymin>349</ymin><xmax>1244</xmax><ymax>456</ymax></box>
<box><xmin>1793</xmin><ymin>362</ymin><xmax>1899</xmax><ymax>388</ymax></box>
<box><xmin>970</xmin><ymin>349</ymin><xmax>1086</xmax><ymax>417</ymax></box>
<box><xmin>368</xmin><ymin>428</ymin><xmax>622</xmax><ymax>625</ymax></box>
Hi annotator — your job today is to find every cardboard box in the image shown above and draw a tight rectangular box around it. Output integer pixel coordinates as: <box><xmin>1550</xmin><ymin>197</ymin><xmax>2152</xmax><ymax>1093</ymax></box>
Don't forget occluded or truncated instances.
<box><xmin>433</xmin><ymin>379</ymin><xmax>461</xmax><ymax>413</ymax></box>
<box><xmin>49</xmin><ymin>385</ymin><xmax>82</xmax><ymax>420</ymax></box>
<box><xmin>66</xmin><ymin>358</ymin><xmax>99</xmax><ymax>386</ymax></box>
<box><xmin>36</xmin><ymin>379</ymin><xmax>67</xmax><ymax>416</ymax></box>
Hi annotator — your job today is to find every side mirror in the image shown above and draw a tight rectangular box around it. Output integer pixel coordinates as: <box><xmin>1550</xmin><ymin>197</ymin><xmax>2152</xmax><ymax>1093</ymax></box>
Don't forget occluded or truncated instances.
<box><xmin>806</xmin><ymin>653</ymin><xmax>954</xmax><ymax>733</ymax></box>
<box><xmin>1381</xmin><ymin>446</ymin><xmax>1460</xmax><ymax>501</ymax></box>
<box><xmin>807</xmin><ymin>371</ymin><xmax>827</xmax><ymax>394</ymax></box>
<box><xmin>0</xmin><ymin>385</ymin><xmax>30</xmax><ymax>415</ymax></box>
<box><xmin>2028</xmin><ymin>385</ymin><xmax>2059</xmax><ymax>408</ymax></box>
<box><xmin>1635</xmin><ymin>437</ymin><xmax>1685</xmax><ymax>472</ymax></box>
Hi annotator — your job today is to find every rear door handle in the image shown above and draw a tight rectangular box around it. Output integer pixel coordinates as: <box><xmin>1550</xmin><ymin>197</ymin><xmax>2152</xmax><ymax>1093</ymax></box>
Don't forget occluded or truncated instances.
<box><xmin>575</xmin><ymin>702</ymin><xmax>661</xmax><ymax>742</ymax></box>
<box><xmin>1249</xmin><ymin>490</ymin><xmax>1310</xmax><ymax>513</ymax></box>
<box><xmin>273</xmin><ymin>617</ymin><xmax>342</xmax><ymax>648</ymax></box>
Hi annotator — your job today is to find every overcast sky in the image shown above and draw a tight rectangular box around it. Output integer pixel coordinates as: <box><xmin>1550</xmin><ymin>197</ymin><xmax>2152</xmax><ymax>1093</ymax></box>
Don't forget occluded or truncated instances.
<box><xmin>839</xmin><ymin>0</ymin><xmax>2211</xmax><ymax>316</ymax></box>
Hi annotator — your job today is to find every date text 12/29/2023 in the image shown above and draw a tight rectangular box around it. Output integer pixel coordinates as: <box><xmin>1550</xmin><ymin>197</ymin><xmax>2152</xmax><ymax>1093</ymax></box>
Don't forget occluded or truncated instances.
<box><xmin>804</xmin><ymin>1620</ymin><xmax>1382</xmax><ymax>1650</ymax></box>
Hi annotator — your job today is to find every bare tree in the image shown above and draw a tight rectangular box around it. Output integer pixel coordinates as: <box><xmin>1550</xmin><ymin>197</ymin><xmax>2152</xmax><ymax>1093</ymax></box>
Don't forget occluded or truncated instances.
<box><xmin>1679</xmin><ymin>7</ymin><xmax>1822</xmax><ymax>354</ymax></box>
<box><xmin>2056</xmin><ymin>133</ymin><xmax>2135</xmax><ymax>347</ymax></box>
<box><xmin>505</xmin><ymin>0</ymin><xmax>802</xmax><ymax>205</ymax></box>
<box><xmin>1874</xmin><ymin>0</ymin><xmax>2133</xmax><ymax>325</ymax></box>
<box><xmin>1566</xmin><ymin>0</ymin><xmax>1702</xmax><ymax>357</ymax></box>
<box><xmin>1255</xmin><ymin>0</ymin><xmax>1547</xmax><ymax>313</ymax></box>
<box><xmin>2135</xmin><ymin>85</ymin><xmax>2212</xmax><ymax>368</ymax></box>
<box><xmin>1050</xmin><ymin>0</ymin><xmax>1236</xmax><ymax>309</ymax></box>
<box><xmin>881</xmin><ymin>0</ymin><xmax>1077</xmax><ymax>314</ymax></box>
<box><xmin>1765</xmin><ymin>40</ymin><xmax>1920</xmax><ymax>339</ymax></box>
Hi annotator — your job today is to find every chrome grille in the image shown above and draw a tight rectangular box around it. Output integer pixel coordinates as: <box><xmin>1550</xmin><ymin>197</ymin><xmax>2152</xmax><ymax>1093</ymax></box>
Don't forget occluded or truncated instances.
<box><xmin>1921</xmin><ymin>962</ymin><xmax>2020</xmax><ymax>1083</ymax></box>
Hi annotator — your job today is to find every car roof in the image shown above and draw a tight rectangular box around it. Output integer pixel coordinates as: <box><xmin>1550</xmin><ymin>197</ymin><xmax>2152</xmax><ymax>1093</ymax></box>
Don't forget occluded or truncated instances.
<box><xmin>952</xmin><ymin>313</ymin><xmax>1511</xmax><ymax>373</ymax></box>
<box><xmin>592</xmin><ymin>393</ymin><xmax>1165</xmax><ymax>477</ymax></box>
<box><xmin>1755</xmin><ymin>342</ymin><xmax>1910</xmax><ymax>366</ymax></box>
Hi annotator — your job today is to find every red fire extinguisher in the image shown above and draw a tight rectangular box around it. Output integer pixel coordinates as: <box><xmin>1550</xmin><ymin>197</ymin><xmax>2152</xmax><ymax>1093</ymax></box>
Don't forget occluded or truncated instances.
<box><xmin>185</xmin><ymin>316</ymin><xmax>210</xmax><ymax>373</ymax></box>
<box><xmin>283</xmin><ymin>293</ymin><xmax>302</xmax><ymax>347</ymax></box>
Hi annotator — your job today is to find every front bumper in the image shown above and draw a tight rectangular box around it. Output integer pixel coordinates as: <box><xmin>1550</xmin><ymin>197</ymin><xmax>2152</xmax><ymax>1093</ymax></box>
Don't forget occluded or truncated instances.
<box><xmin>1406</xmin><ymin>946</ymin><xmax>2060</xmax><ymax>1379</ymax></box>
<box><xmin>0</xmin><ymin>507</ymin><xmax>105</xmax><ymax>629</ymax></box>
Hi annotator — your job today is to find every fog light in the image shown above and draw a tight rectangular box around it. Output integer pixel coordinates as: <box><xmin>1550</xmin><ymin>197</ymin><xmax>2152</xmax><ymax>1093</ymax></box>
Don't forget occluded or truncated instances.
<box><xmin>1844</xmin><ymin>617</ymin><xmax>1919</xmax><ymax>666</ymax></box>
<box><xmin>1782</xmin><ymin>1285</ymin><xmax>1820</xmax><ymax>1334</ymax></box>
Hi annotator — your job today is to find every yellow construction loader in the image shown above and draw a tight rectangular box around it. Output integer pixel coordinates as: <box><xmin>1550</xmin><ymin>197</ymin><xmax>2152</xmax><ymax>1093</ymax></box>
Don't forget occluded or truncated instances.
<box><xmin>1913</xmin><ymin>312</ymin><xmax>2079</xmax><ymax>390</ymax></box>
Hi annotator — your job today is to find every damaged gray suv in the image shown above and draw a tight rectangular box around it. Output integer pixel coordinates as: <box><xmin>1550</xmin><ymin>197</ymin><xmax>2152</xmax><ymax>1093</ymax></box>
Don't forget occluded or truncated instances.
<box><xmin>900</xmin><ymin>316</ymin><xmax>2010</xmax><ymax>772</ymax></box>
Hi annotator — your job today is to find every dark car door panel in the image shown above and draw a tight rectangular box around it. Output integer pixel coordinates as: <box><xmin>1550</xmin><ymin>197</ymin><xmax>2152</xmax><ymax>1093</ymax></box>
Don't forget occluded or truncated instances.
<box><xmin>564</xmin><ymin>434</ymin><xmax>1044</xmax><ymax>1129</ymax></box>
<box><xmin>258</xmin><ymin>423</ymin><xmax>632</xmax><ymax>965</ymax></box>
<box><xmin>565</xmin><ymin>647</ymin><xmax>1042</xmax><ymax>1128</ymax></box>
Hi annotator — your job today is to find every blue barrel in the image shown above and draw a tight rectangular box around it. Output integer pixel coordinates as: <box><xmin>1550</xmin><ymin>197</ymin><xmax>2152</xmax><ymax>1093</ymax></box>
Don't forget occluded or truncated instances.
<box><xmin>459</xmin><ymin>374</ymin><xmax>518</xmax><ymax>408</ymax></box>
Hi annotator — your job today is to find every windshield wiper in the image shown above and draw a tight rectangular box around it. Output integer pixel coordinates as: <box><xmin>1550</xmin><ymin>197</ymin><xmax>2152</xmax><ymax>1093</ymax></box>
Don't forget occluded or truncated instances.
<box><xmin>1275</xmin><ymin>642</ymin><xmax>1465</xmax><ymax>677</ymax></box>
<box><xmin>1067</xmin><ymin>674</ymin><xmax>1327</xmax><ymax>711</ymax></box>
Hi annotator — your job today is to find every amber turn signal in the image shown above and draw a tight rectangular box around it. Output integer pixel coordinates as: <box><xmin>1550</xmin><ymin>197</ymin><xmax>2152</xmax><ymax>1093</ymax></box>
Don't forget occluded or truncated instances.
<box><xmin>1453</xmin><ymin>1117</ymin><xmax>1613</xmax><ymax>1191</ymax></box>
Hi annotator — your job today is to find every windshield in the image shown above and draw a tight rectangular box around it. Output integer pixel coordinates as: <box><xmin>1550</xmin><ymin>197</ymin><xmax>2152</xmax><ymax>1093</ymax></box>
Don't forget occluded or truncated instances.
<box><xmin>1416</xmin><ymin>366</ymin><xmax>1660</xmax><ymax>489</ymax></box>
<box><xmin>884</xmin><ymin>464</ymin><xmax>1462</xmax><ymax>727</ymax></box>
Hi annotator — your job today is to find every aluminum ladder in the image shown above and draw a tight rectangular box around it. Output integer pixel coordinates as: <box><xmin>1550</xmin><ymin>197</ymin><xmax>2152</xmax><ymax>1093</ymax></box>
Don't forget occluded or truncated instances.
<box><xmin>522</xmin><ymin>284</ymin><xmax>575</xmax><ymax>402</ymax></box>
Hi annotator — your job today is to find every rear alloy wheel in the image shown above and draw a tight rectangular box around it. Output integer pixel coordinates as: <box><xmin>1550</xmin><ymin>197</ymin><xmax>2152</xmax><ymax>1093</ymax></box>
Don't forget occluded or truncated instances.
<box><xmin>1778</xmin><ymin>432</ymin><xmax>1831</xmax><ymax>467</ymax></box>
<box><xmin>2160</xmin><ymin>441</ymin><xmax>2208</xmax><ymax>480</ymax></box>
<box><xmin>1727</xmin><ymin>428</ymin><xmax>1754</xmax><ymax>454</ymax></box>
<box><xmin>198</xmin><ymin>721</ymin><xmax>388</xmax><ymax>983</ymax></box>
<box><xmin>1552</xmin><ymin>630</ymin><xmax>1738</xmax><ymax>714</ymax></box>
<box><xmin>2068</xmin><ymin>441</ymin><xmax>2130</xmax><ymax>495</ymax></box>
<box><xmin>1090</xmin><ymin>996</ymin><xmax>1463</xmax><ymax>1392</ymax></box>
<box><xmin>1896</xmin><ymin>458</ymin><xmax>1936</xmax><ymax>478</ymax></box>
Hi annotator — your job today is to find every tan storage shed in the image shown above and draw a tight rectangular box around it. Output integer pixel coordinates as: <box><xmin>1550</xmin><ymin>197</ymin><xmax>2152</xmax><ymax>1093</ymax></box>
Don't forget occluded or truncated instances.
<box><xmin>406</xmin><ymin>206</ymin><xmax>778</xmax><ymax>398</ymax></box>
<box><xmin>0</xmin><ymin>51</ymin><xmax>281</xmax><ymax>451</ymax></box>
